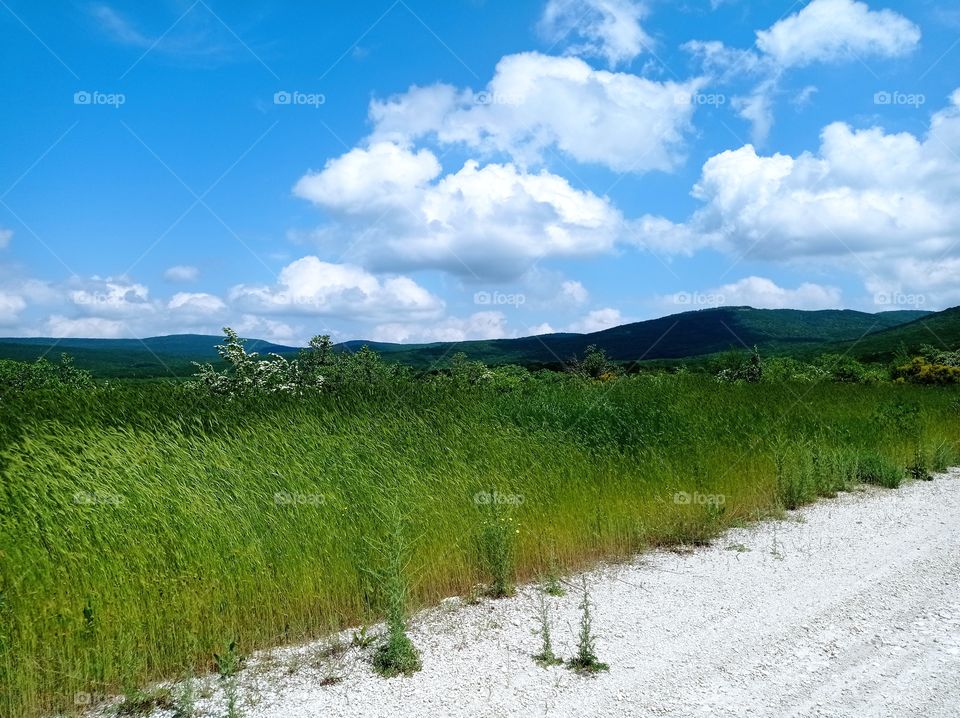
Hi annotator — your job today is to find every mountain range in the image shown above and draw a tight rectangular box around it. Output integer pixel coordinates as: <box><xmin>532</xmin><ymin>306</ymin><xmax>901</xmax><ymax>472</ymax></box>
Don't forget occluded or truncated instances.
<box><xmin>1</xmin><ymin>306</ymin><xmax>956</xmax><ymax>378</ymax></box>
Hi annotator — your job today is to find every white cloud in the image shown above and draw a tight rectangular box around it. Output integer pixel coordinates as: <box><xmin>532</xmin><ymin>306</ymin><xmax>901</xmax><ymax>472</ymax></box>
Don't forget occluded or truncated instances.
<box><xmin>560</xmin><ymin>280</ymin><xmax>589</xmax><ymax>304</ymax></box>
<box><xmin>526</xmin><ymin>322</ymin><xmax>556</xmax><ymax>335</ymax></box>
<box><xmin>296</xmin><ymin>144</ymin><xmax>624</xmax><ymax>280</ymax></box>
<box><xmin>45</xmin><ymin>315</ymin><xmax>129</xmax><ymax>338</ymax></box>
<box><xmin>569</xmin><ymin>307</ymin><xmax>624</xmax><ymax>332</ymax></box>
<box><xmin>732</xmin><ymin>77</ymin><xmax>777</xmax><ymax>145</ymax></box>
<box><xmin>229</xmin><ymin>256</ymin><xmax>444</xmax><ymax>322</ymax></box>
<box><xmin>372</xmin><ymin>311</ymin><xmax>509</xmax><ymax>343</ymax></box>
<box><xmin>68</xmin><ymin>280</ymin><xmax>154</xmax><ymax>318</ymax></box>
<box><xmin>163</xmin><ymin>265</ymin><xmax>200</xmax><ymax>283</ymax></box>
<box><xmin>792</xmin><ymin>85</ymin><xmax>819</xmax><ymax>109</ymax></box>
<box><xmin>709</xmin><ymin>276</ymin><xmax>841</xmax><ymax>309</ymax></box>
<box><xmin>685</xmin><ymin>1</ymin><xmax>920</xmax><ymax>143</ymax></box>
<box><xmin>368</xmin><ymin>52</ymin><xmax>703</xmax><ymax>173</ymax></box>
<box><xmin>294</xmin><ymin>142</ymin><xmax>441</xmax><ymax>213</ymax></box>
<box><xmin>538</xmin><ymin>0</ymin><xmax>652</xmax><ymax>67</ymax></box>
<box><xmin>90</xmin><ymin>3</ymin><xmax>239</xmax><ymax>63</ymax></box>
<box><xmin>756</xmin><ymin>0</ymin><xmax>921</xmax><ymax>69</ymax></box>
<box><xmin>0</xmin><ymin>292</ymin><xmax>26</xmax><ymax>324</ymax></box>
<box><xmin>627</xmin><ymin>214</ymin><xmax>719</xmax><ymax>255</ymax></box>
<box><xmin>650</xmin><ymin>90</ymin><xmax>960</xmax><ymax>307</ymax></box>
<box><xmin>0</xmin><ymin>228</ymin><xmax>12</xmax><ymax>249</ymax></box>
<box><xmin>232</xmin><ymin>315</ymin><xmax>299</xmax><ymax>346</ymax></box>
<box><xmin>167</xmin><ymin>292</ymin><xmax>227</xmax><ymax>314</ymax></box>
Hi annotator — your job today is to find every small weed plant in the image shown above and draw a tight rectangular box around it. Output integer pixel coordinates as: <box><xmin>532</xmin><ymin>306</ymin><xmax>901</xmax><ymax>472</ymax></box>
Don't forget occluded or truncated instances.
<box><xmin>567</xmin><ymin>577</ymin><xmax>608</xmax><ymax>674</ymax></box>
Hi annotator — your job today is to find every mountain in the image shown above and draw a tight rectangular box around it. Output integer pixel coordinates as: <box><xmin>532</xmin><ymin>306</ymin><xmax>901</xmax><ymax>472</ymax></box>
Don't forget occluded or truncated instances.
<box><xmin>838</xmin><ymin>306</ymin><xmax>960</xmax><ymax>362</ymax></box>
<box><xmin>0</xmin><ymin>334</ymin><xmax>299</xmax><ymax>378</ymax></box>
<box><xmin>338</xmin><ymin>307</ymin><xmax>933</xmax><ymax>368</ymax></box>
<box><xmin>0</xmin><ymin>307</ymin><xmax>948</xmax><ymax>377</ymax></box>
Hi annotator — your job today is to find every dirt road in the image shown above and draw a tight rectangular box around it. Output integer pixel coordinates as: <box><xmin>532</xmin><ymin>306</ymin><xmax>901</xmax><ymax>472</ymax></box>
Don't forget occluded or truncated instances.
<box><xmin>166</xmin><ymin>470</ymin><xmax>960</xmax><ymax>718</ymax></box>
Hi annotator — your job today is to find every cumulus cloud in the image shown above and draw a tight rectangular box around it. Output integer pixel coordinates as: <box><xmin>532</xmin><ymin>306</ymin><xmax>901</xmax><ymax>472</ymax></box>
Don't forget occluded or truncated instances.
<box><xmin>647</xmin><ymin>90</ymin><xmax>960</xmax><ymax>308</ymax></box>
<box><xmin>294</xmin><ymin>142</ymin><xmax>441</xmax><ymax>213</ymax></box>
<box><xmin>372</xmin><ymin>311</ymin><xmax>510</xmax><ymax>343</ymax></box>
<box><xmin>756</xmin><ymin>0</ymin><xmax>921</xmax><ymax>68</ymax></box>
<box><xmin>568</xmin><ymin>307</ymin><xmax>624</xmax><ymax>332</ymax></box>
<box><xmin>0</xmin><ymin>292</ymin><xmax>26</xmax><ymax>324</ymax></box>
<box><xmin>45</xmin><ymin>315</ymin><xmax>129</xmax><ymax>338</ymax></box>
<box><xmin>560</xmin><ymin>280</ymin><xmax>589</xmax><ymax>304</ymax></box>
<box><xmin>232</xmin><ymin>315</ymin><xmax>299</xmax><ymax>345</ymax></box>
<box><xmin>685</xmin><ymin>0</ymin><xmax>920</xmax><ymax>143</ymax></box>
<box><xmin>368</xmin><ymin>53</ymin><xmax>703</xmax><ymax>173</ymax></box>
<box><xmin>229</xmin><ymin>256</ymin><xmax>444</xmax><ymax>322</ymax></box>
<box><xmin>163</xmin><ymin>265</ymin><xmax>200</xmax><ymax>283</ymax></box>
<box><xmin>538</xmin><ymin>0</ymin><xmax>652</xmax><ymax>67</ymax></box>
<box><xmin>707</xmin><ymin>276</ymin><xmax>841</xmax><ymax>309</ymax></box>
<box><xmin>68</xmin><ymin>280</ymin><xmax>154</xmax><ymax>318</ymax></box>
<box><xmin>526</xmin><ymin>322</ymin><xmax>557</xmax><ymax>335</ymax></box>
<box><xmin>167</xmin><ymin>292</ymin><xmax>227</xmax><ymax>314</ymax></box>
<box><xmin>295</xmin><ymin>144</ymin><xmax>624</xmax><ymax>280</ymax></box>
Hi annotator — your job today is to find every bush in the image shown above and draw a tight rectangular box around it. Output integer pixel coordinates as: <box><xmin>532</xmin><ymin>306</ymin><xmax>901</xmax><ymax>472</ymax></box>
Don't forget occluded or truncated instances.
<box><xmin>856</xmin><ymin>453</ymin><xmax>903</xmax><ymax>489</ymax></box>
<box><xmin>893</xmin><ymin>357</ymin><xmax>960</xmax><ymax>385</ymax></box>
<box><xmin>716</xmin><ymin>347</ymin><xmax>763</xmax><ymax>384</ymax></box>
<box><xmin>572</xmin><ymin>345</ymin><xmax>615</xmax><ymax>380</ymax></box>
<box><xmin>815</xmin><ymin>354</ymin><xmax>880</xmax><ymax>383</ymax></box>
<box><xmin>919</xmin><ymin>344</ymin><xmax>960</xmax><ymax>367</ymax></box>
<box><xmin>762</xmin><ymin>357</ymin><xmax>828</xmax><ymax>383</ymax></box>
<box><xmin>0</xmin><ymin>354</ymin><xmax>94</xmax><ymax>393</ymax></box>
<box><xmin>191</xmin><ymin>327</ymin><xmax>325</xmax><ymax>396</ymax></box>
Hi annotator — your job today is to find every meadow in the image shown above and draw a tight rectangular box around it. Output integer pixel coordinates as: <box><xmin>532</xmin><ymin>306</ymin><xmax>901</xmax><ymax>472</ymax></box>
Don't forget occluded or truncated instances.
<box><xmin>1</xmin><ymin>344</ymin><xmax>959</xmax><ymax>717</ymax></box>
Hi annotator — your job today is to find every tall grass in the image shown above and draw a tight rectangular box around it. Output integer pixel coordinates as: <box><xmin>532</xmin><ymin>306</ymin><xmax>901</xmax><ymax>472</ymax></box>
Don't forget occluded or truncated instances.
<box><xmin>1</xmin><ymin>375</ymin><xmax>958</xmax><ymax>716</ymax></box>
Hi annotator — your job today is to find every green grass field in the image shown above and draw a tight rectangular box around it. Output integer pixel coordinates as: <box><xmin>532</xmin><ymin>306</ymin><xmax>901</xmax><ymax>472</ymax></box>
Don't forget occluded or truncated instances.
<box><xmin>2</xmin><ymin>370</ymin><xmax>959</xmax><ymax>716</ymax></box>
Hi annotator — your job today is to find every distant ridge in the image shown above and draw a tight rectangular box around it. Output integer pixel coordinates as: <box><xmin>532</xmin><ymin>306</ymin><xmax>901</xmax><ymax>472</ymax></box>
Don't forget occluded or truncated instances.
<box><xmin>0</xmin><ymin>306</ymin><xmax>951</xmax><ymax>377</ymax></box>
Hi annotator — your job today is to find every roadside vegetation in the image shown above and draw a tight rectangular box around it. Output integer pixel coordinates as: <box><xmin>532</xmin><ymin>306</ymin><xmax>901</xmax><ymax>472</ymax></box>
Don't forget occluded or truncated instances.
<box><xmin>1</xmin><ymin>330</ymin><xmax>959</xmax><ymax>716</ymax></box>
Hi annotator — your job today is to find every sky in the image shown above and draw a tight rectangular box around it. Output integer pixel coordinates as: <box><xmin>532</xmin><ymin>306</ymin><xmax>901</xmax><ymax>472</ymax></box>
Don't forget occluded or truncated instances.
<box><xmin>1</xmin><ymin>0</ymin><xmax>959</xmax><ymax>345</ymax></box>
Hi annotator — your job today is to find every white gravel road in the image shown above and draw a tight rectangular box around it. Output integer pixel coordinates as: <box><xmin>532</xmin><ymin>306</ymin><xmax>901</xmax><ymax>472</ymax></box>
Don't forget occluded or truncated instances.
<box><xmin>145</xmin><ymin>469</ymin><xmax>960</xmax><ymax>718</ymax></box>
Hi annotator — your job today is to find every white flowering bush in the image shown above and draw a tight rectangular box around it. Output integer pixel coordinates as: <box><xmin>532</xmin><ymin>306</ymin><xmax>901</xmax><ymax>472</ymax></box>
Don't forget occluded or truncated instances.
<box><xmin>191</xmin><ymin>327</ymin><xmax>325</xmax><ymax>397</ymax></box>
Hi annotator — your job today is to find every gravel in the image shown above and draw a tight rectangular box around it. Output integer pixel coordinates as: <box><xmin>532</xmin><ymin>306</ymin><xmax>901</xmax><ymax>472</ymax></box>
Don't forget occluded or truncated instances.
<box><xmin>129</xmin><ymin>469</ymin><xmax>960</xmax><ymax>718</ymax></box>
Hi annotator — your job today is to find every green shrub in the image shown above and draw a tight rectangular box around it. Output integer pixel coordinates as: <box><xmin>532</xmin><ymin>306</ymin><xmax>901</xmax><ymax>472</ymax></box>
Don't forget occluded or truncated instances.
<box><xmin>476</xmin><ymin>498</ymin><xmax>518</xmax><ymax>598</ymax></box>
<box><xmin>856</xmin><ymin>453</ymin><xmax>904</xmax><ymax>488</ymax></box>
<box><xmin>0</xmin><ymin>354</ymin><xmax>94</xmax><ymax>393</ymax></box>
<box><xmin>815</xmin><ymin>354</ymin><xmax>881</xmax><ymax>383</ymax></box>
<box><xmin>716</xmin><ymin>347</ymin><xmax>763</xmax><ymax>384</ymax></box>
<box><xmin>893</xmin><ymin>357</ymin><xmax>960</xmax><ymax>385</ymax></box>
<box><xmin>572</xmin><ymin>345</ymin><xmax>615</xmax><ymax>380</ymax></box>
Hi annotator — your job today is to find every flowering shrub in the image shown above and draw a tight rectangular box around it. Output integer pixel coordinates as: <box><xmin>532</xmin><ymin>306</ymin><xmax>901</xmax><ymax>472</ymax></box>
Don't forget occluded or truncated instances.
<box><xmin>893</xmin><ymin>357</ymin><xmax>960</xmax><ymax>385</ymax></box>
<box><xmin>919</xmin><ymin>344</ymin><xmax>960</xmax><ymax>367</ymax></box>
<box><xmin>190</xmin><ymin>328</ymin><xmax>408</xmax><ymax>396</ymax></box>
<box><xmin>190</xmin><ymin>327</ymin><xmax>325</xmax><ymax>396</ymax></box>
<box><xmin>716</xmin><ymin>347</ymin><xmax>763</xmax><ymax>383</ymax></box>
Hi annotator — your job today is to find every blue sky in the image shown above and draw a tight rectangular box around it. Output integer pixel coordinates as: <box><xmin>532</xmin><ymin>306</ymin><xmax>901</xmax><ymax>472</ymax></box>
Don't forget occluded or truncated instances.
<box><xmin>1</xmin><ymin>0</ymin><xmax>958</xmax><ymax>344</ymax></box>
